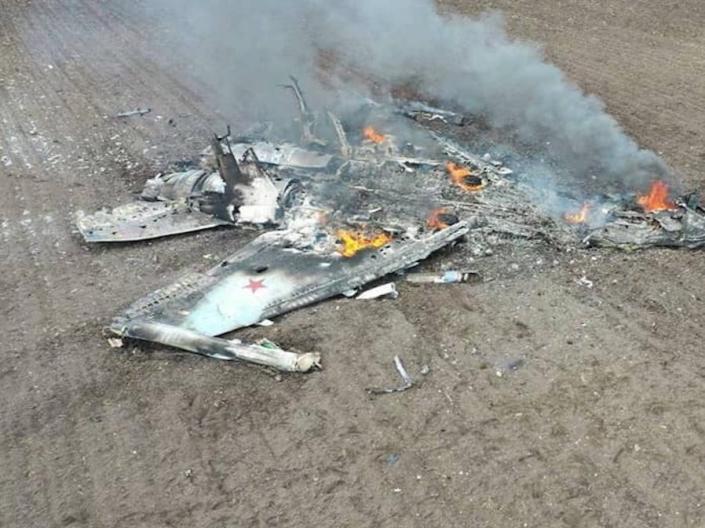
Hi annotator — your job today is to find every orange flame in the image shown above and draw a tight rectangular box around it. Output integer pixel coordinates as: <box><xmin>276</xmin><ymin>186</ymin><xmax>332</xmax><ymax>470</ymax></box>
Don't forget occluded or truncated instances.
<box><xmin>336</xmin><ymin>229</ymin><xmax>392</xmax><ymax>257</ymax></box>
<box><xmin>637</xmin><ymin>181</ymin><xmax>677</xmax><ymax>213</ymax></box>
<box><xmin>564</xmin><ymin>203</ymin><xmax>590</xmax><ymax>225</ymax></box>
<box><xmin>427</xmin><ymin>208</ymin><xmax>450</xmax><ymax>230</ymax></box>
<box><xmin>362</xmin><ymin>126</ymin><xmax>386</xmax><ymax>144</ymax></box>
<box><xmin>446</xmin><ymin>161</ymin><xmax>484</xmax><ymax>192</ymax></box>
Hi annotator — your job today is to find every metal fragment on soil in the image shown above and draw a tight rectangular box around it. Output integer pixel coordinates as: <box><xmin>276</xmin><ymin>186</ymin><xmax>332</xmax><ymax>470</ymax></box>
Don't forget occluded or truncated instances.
<box><xmin>405</xmin><ymin>270</ymin><xmax>480</xmax><ymax>284</ymax></box>
<box><xmin>116</xmin><ymin>108</ymin><xmax>151</xmax><ymax>118</ymax></box>
<box><xmin>367</xmin><ymin>356</ymin><xmax>414</xmax><ymax>395</ymax></box>
<box><xmin>356</xmin><ymin>282</ymin><xmax>398</xmax><ymax>300</ymax></box>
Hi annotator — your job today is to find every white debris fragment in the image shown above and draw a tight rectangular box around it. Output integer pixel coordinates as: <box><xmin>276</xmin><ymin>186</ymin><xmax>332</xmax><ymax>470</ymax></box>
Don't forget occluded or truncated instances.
<box><xmin>1</xmin><ymin>155</ymin><xmax>12</xmax><ymax>167</ymax></box>
<box><xmin>356</xmin><ymin>282</ymin><xmax>398</xmax><ymax>300</ymax></box>
<box><xmin>257</xmin><ymin>319</ymin><xmax>274</xmax><ymax>327</ymax></box>
<box><xmin>576</xmin><ymin>275</ymin><xmax>594</xmax><ymax>289</ymax></box>
<box><xmin>107</xmin><ymin>338</ymin><xmax>124</xmax><ymax>348</ymax></box>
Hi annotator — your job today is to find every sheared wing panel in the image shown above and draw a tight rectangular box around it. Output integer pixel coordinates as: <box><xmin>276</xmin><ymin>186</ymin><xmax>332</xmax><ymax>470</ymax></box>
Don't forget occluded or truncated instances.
<box><xmin>76</xmin><ymin>201</ymin><xmax>232</xmax><ymax>242</ymax></box>
<box><xmin>111</xmin><ymin>222</ymin><xmax>469</xmax><ymax>336</ymax></box>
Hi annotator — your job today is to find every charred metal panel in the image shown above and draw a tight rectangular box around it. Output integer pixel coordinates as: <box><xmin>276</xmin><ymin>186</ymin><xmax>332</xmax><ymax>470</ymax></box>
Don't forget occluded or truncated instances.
<box><xmin>111</xmin><ymin>222</ymin><xmax>468</xmax><ymax>337</ymax></box>
<box><xmin>76</xmin><ymin>201</ymin><xmax>232</xmax><ymax>243</ymax></box>
<box><xmin>587</xmin><ymin>207</ymin><xmax>705</xmax><ymax>249</ymax></box>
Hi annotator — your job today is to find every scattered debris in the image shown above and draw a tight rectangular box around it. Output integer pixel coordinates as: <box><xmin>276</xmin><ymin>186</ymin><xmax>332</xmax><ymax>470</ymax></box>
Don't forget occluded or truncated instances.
<box><xmin>576</xmin><ymin>275</ymin><xmax>594</xmax><ymax>289</ymax></box>
<box><xmin>116</xmin><ymin>108</ymin><xmax>151</xmax><ymax>118</ymax></box>
<box><xmin>282</xmin><ymin>75</ymin><xmax>320</xmax><ymax>146</ymax></box>
<box><xmin>356</xmin><ymin>282</ymin><xmax>398</xmax><ymax>300</ymax></box>
<box><xmin>587</xmin><ymin>204</ymin><xmax>705</xmax><ymax>249</ymax></box>
<box><xmin>107</xmin><ymin>337</ymin><xmax>124</xmax><ymax>348</ymax></box>
<box><xmin>496</xmin><ymin>358</ymin><xmax>525</xmax><ymax>377</ymax></box>
<box><xmin>506</xmin><ymin>358</ymin><xmax>525</xmax><ymax>371</ymax></box>
<box><xmin>367</xmin><ymin>356</ymin><xmax>414</xmax><ymax>395</ymax></box>
<box><xmin>76</xmin><ymin>138</ymin><xmax>301</xmax><ymax>242</ymax></box>
<box><xmin>405</xmin><ymin>270</ymin><xmax>480</xmax><ymax>284</ymax></box>
<box><xmin>397</xmin><ymin>100</ymin><xmax>466</xmax><ymax>126</ymax></box>
<box><xmin>385</xmin><ymin>453</ymin><xmax>401</xmax><ymax>465</ymax></box>
<box><xmin>76</xmin><ymin>77</ymin><xmax>705</xmax><ymax>374</ymax></box>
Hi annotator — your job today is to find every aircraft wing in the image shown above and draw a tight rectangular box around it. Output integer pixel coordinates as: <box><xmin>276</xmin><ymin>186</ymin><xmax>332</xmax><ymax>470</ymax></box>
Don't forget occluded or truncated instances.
<box><xmin>75</xmin><ymin>201</ymin><xmax>233</xmax><ymax>243</ymax></box>
<box><xmin>110</xmin><ymin>221</ymin><xmax>469</xmax><ymax>363</ymax></box>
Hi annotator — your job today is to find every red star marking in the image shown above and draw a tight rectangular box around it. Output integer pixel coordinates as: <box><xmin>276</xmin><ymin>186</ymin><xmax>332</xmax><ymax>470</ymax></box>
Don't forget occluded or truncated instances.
<box><xmin>244</xmin><ymin>278</ymin><xmax>266</xmax><ymax>293</ymax></box>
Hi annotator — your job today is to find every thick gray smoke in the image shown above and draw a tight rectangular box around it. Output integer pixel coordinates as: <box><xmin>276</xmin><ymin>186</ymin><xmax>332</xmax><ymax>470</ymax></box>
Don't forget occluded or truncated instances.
<box><xmin>136</xmin><ymin>0</ymin><xmax>668</xmax><ymax>189</ymax></box>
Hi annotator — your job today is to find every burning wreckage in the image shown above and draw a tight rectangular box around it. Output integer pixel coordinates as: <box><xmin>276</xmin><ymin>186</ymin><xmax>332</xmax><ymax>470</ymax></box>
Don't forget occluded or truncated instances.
<box><xmin>77</xmin><ymin>78</ymin><xmax>705</xmax><ymax>373</ymax></box>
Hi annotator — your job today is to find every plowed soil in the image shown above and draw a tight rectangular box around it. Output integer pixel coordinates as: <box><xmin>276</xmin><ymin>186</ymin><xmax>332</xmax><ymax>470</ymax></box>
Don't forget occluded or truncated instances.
<box><xmin>2</xmin><ymin>1</ymin><xmax>705</xmax><ymax>527</ymax></box>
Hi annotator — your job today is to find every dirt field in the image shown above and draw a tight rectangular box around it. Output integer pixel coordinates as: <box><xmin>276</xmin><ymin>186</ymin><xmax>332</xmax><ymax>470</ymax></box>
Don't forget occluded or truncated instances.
<box><xmin>2</xmin><ymin>1</ymin><xmax>705</xmax><ymax>527</ymax></box>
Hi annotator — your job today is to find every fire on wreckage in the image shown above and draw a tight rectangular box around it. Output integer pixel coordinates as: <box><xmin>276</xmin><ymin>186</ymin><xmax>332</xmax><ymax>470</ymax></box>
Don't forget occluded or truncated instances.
<box><xmin>76</xmin><ymin>78</ymin><xmax>705</xmax><ymax>372</ymax></box>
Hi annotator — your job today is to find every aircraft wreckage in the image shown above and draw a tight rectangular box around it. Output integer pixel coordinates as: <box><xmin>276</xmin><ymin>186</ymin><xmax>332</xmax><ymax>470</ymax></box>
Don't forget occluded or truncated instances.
<box><xmin>77</xmin><ymin>77</ymin><xmax>705</xmax><ymax>372</ymax></box>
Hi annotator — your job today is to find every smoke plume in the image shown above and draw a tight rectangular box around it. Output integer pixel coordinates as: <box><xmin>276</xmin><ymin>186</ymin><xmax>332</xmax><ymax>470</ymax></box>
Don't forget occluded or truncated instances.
<box><xmin>133</xmin><ymin>0</ymin><xmax>669</xmax><ymax>189</ymax></box>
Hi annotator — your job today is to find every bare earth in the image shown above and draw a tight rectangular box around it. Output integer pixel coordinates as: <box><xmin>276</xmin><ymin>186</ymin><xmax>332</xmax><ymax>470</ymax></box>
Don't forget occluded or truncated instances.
<box><xmin>2</xmin><ymin>1</ymin><xmax>705</xmax><ymax>527</ymax></box>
